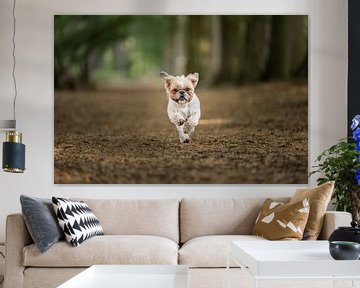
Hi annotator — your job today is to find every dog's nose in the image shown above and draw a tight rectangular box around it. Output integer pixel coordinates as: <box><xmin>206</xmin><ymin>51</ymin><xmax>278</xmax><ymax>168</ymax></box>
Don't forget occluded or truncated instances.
<box><xmin>179</xmin><ymin>90</ymin><xmax>185</xmax><ymax>95</ymax></box>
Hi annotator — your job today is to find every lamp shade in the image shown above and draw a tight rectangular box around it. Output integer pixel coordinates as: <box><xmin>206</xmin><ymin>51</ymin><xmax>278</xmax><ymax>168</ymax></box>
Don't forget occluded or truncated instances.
<box><xmin>2</xmin><ymin>131</ymin><xmax>25</xmax><ymax>173</ymax></box>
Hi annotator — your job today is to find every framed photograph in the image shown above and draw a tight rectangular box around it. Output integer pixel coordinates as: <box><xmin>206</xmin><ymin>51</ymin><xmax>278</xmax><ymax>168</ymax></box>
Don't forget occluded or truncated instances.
<box><xmin>54</xmin><ymin>15</ymin><xmax>308</xmax><ymax>184</ymax></box>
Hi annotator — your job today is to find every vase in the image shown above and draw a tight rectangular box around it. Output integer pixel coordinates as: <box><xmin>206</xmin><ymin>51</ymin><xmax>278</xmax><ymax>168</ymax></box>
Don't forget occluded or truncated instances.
<box><xmin>329</xmin><ymin>241</ymin><xmax>360</xmax><ymax>260</ymax></box>
<box><xmin>329</xmin><ymin>221</ymin><xmax>360</xmax><ymax>244</ymax></box>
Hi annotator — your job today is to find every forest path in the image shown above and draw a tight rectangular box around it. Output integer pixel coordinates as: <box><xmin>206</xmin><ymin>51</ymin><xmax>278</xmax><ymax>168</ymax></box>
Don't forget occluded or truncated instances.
<box><xmin>55</xmin><ymin>81</ymin><xmax>308</xmax><ymax>184</ymax></box>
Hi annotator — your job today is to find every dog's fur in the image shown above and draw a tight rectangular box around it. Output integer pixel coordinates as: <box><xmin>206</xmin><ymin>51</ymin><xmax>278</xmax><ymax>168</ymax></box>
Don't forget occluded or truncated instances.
<box><xmin>160</xmin><ymin>71</ymin><xmax>201</xmax><ymax>143</ymax></box>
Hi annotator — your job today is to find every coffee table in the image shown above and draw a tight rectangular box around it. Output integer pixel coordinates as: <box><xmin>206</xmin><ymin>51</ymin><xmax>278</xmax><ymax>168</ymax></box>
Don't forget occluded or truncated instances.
<box><xmin>58</xmin><ymin>265</ymin><xmax>189</xmax><ymax>288</ymax></box>
<box><xmin>228</xmin><ymin>241</ymin><xmax>360</xmax><ymax>288</ymax></box>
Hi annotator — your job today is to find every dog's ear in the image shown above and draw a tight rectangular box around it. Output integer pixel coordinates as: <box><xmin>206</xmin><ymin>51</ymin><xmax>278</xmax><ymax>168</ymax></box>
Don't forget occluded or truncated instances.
<box><xmin>187</xmin><ymin>73</ymin><xmax>199</xmax><ymax>88</ymax></box>
<box><xmin>160</xmin><ymin>71</ymin><xmax>172</xmax><ymax>80</ymax></box>
<box><xmin>160</xmin><ymin>71</ymin><xmax>173</xmax><ymax>90</ymax></box>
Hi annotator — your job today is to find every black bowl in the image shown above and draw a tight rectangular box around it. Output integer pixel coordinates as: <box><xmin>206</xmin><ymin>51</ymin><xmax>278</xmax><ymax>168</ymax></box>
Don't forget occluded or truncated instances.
<box><xmin>329</xmin><ymin>241</ymin><xmax>360</xmax><ymax>260</ymax></box>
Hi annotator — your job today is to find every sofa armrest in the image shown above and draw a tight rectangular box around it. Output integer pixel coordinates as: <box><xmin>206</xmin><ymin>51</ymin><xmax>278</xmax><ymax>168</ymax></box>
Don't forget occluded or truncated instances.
<box><xmin>4</xmin><ymin>213</ymin><xmax>32</xmax><ymax>288</ymax></box>
<box><xmin>318</xmin><ymin>211</ymin><xmax>352</xmax><ymax>240</ymax></box>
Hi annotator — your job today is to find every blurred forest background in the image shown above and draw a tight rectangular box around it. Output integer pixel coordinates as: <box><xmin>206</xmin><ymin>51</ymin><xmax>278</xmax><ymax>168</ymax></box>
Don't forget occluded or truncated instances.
<box><xmin>55</xmin><ymin>15</ymin><xmax>307</xmax><ymax>89</ymax></box>
<box><xmin>54</xmin><ymin>15</ymin><xmax>308</xmax><ymax>184</ymax></box>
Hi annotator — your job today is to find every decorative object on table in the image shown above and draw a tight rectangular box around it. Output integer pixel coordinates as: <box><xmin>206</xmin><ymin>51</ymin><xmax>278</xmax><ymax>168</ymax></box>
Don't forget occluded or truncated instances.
<box><xmin>20</xmin><ymin>195</ymin><xmax>64</xmax><ymax>253</ymax></box>
<box><xmin>329</xmin><ymin>220</ymin><xmax>360</xmax><ymax>244</ymax></box>
<box><xmin>289</xmin><ymin>181</ymin><xmax>334</xmax><ymax>240</ymax></box>
<box><xmin>329</xmin><ymin>241</ymin><xmax>360</xmax><ymax>260</ymax></box>
<box><xmin>1</xmin><ymin>0</ymin><xmax>26</xmax><ymax>173</ymax></box>
<box><xmin>252</xmin><ymin>198</ymin><xmax>310</xmax><ymax>240</ymax></box>
<box><xmin>52</xmin><ymin>197</ymin><xmax>104</xmax><ymax>247</ymax></box>
<box><xmin>310</xmin><ymin>114</ymin><xmax>360</xmax><ymax>222</ymax></box>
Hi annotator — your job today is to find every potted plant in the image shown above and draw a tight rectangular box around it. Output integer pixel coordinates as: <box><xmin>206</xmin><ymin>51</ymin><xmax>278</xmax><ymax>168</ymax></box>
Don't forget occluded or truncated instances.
<box><xmin>310</xmin><ymin>115</ymin><xmax>360</xmax><ymax>222</ymax></box>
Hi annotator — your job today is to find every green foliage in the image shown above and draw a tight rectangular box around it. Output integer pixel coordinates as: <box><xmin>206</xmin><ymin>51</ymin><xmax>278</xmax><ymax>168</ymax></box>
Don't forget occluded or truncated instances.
<box><xmin>310</xmin><ymin>139</ymin><xmax>360</xmax><ymax>212</ymax></box>
<box><xmin>54</xmin><ymin>15</ymin><xmax>308</xmax><ymax>89</ymax></box>
<box><xmin>55</xmin><ymin>15</ymin><xmax>171</xmax><ymax>88</ymax></box>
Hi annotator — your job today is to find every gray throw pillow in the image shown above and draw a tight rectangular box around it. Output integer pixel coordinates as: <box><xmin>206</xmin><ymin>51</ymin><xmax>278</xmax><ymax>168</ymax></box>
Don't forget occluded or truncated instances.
<box><xmin>20</xmin><ymin>195</ymin><xmax>64</xmax><ymax>253</ymax></box>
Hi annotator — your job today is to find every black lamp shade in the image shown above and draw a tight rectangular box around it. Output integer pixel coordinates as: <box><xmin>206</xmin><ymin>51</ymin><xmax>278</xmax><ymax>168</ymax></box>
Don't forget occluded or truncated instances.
<box><xmin>2</xmin><ymin>141</ymin><xmax>25</xmax><ymax>173</ymax></box>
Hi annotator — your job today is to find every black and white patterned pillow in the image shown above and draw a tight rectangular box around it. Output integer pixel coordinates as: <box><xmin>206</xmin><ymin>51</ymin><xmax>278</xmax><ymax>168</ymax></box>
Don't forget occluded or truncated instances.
<box><xmin>52</xmin><ymin>197</ymin><xmax>104</xmax><ymax>247</ymax></box>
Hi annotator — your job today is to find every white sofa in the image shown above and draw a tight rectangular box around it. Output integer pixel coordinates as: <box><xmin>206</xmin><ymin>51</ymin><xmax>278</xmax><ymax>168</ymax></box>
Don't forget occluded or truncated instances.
<box><xmin>4</xmin><ymin>198</ymin><xmax>352</xmax><ymax>288</ymax></box>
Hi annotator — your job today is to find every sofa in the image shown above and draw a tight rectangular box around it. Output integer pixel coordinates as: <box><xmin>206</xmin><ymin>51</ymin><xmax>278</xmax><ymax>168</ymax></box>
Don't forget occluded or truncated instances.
<box><xmin>4</xmin><ymin>198</ymin><xmax>352</xmax><ymax>288</ymax></box>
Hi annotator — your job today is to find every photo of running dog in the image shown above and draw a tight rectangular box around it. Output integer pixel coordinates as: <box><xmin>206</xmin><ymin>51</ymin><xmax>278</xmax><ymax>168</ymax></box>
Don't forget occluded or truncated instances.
<box><xmin>54</xmin><ymin>15</ymin><xmax>308</xmax><ymax>184</ymax></box>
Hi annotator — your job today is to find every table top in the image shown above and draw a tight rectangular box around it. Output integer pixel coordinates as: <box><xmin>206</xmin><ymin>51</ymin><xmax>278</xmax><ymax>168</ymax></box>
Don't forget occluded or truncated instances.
<box><xmin>58</xmin><ymin>265</ymin><xmax>189</xmax><ymax>288</ymax></box>
<box><xmin>231</xmin><ymin>240</ymin><xmax>360</xmax><ymax>278</ymax></box>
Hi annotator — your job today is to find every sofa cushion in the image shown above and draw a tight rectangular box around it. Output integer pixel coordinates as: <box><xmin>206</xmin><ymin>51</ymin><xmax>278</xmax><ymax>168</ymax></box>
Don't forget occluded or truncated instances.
<box><xmin>52</xmin><ymin>197</ymin><xmax>104</xmax><ymax>247</ymax></box>
<box><xmin>252</xmin><ymin>198</ymin><xmax>310</xmax><ymax>240</ymax></box>
<box><xmin>179</xmin><ymin>235</ymin><xmax>267</xmax><ymax>268</ymax></box>
<box><xmin>20</xmin><ymin>195</ymin><xmax>64</xmax><ymax>253</ymax></box>
<box><xmin>72</xmin><ymin>198</ymin><xmax>179</xmax><ymax>243</ymax></box>
<box><xmin>180</xmin><ymin>198</ymin><xmax>289</xmax><ymax>243</ymax></box>
<box><xmin>290</xmin><ymin>181</ymin><xmax>334</xmax><ymax>240</ymax></box>
<box><xmin>23</xmin><ymin>235</ymin><xmax>178</xmax><ymax>267</ymax></box>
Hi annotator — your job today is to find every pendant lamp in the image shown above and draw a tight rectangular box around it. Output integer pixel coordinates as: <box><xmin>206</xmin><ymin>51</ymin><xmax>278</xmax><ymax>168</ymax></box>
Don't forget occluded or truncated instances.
<box><xmin>1</xmin><ymin>0</ymin><xmax>26</xmax><ymax>173</ymax></box>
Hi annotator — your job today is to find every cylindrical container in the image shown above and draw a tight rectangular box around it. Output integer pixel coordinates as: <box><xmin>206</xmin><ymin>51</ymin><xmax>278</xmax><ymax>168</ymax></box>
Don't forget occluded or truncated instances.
<box><xmin>2</xmin><ymin>131</ymin><xmax>25</xmax><ymax>173</ymax></box>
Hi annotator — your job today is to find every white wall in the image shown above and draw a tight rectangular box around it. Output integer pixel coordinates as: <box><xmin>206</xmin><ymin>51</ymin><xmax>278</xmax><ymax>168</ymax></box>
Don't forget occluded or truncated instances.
<box><xmin>0</xmin><ymin>0</ymin><xmax>348</xmax><ymax>242</ymax></box>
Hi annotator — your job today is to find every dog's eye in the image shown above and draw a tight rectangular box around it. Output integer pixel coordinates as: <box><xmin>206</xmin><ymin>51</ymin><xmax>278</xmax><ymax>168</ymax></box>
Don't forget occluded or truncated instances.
<box><xmin>172</xmin><ymin>89</ymin><xmax>178</xmax><ymax>93</ymax></box>
<box><xmin>185</xmin><ymin>88</ymin><xmax>191</xmax><ymax>91</ymax></box>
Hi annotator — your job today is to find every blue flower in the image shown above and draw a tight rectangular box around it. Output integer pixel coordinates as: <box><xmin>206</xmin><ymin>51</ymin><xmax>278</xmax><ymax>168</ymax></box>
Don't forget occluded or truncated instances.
<box><xmin>354</xmin><ymin>128</ymin><xmax>360</xmax><ymax>142</ymax></box>
<box><xmin>352</xmin><ymin>115</ymin><xmax>360</xmax><ymax>130</ymax></box>
<box><xmin>357</xmin><ymin>142</ymin><xmax>360</xmax><ymax>152</ymax></box>
<box><xmin>356</xmin><ymin>168</ymin><xmax>360</xmax><ymax>186</ymax></box>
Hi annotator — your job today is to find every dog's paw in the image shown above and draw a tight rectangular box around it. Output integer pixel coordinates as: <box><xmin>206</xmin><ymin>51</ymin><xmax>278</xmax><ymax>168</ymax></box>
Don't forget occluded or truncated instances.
<box><xmin>179</xmin><ymin>135</ymin><xmax>190</xmax><ymax>143</ymax></box>
<box><xmin>176</xmin><ymin>118</ymin><xmax>185</xmax><ymax>126</ymax></box>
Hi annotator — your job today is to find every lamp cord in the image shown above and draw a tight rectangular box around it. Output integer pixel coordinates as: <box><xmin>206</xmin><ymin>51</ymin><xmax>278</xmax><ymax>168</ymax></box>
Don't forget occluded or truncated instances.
<box><xmin>12</xmin><ymin>0</ymin><xmax>17</xmax><ymax>129</ymax></box>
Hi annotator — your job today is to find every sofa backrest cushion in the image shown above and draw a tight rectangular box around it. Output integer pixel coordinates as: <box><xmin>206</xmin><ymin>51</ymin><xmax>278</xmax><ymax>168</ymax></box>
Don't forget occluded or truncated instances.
<box><xmin>72</xmin><ymin>198</ymin><xmax>180</xmax><ymax>243</ymax></box>
<box><xmin>180</xmin><ymin>198</ymin><xmax>289</xmax><ymax>243</ymax></box>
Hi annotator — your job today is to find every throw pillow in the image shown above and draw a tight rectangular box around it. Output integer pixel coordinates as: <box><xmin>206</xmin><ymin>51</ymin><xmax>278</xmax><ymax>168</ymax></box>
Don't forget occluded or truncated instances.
<box><xmin>289</xmin><ymin>181</ymin><xmax>334</xmax><ymax>240</ymax></box>
<box><xmin>20</xmin><ymin>195</ymin><xmax>64</xmax><ymax>253</ymax></box>
<box><xmin>52</xmin><ymin>197</ymin><xmax>104</xmax><ymax>247</ymax></box>
<box><xmin>252</xmin><ymin>198</ymin><xmax>310</xmax><ymax>240</ymax></box>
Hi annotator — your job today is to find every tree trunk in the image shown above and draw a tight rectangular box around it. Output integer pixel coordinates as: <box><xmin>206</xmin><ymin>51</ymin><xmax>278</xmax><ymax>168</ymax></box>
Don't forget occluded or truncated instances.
<box><xmin>265</xmin><ymin>16</ymin><xmax>293</xmax><ymax>80</ymax></box>
<box><xmin>289</xmin><ymin>16</ymin><xmax>308</xmax><ymax>76</ymax></box>
<box><xmin>352</xmin><ymin>190</ymin><xmax>360</xmax><ymax>223</ymax></box>
<box><xmin>209</xmin><ymin>15</ymin><xmax>222</xmax><ymax>84</ymax></box>
<box><xmin>241</xmin><ymin>16</ymin><xmax>272</xmax><ymax>82</ymax></box>
<box><xmin>173</xmin><ymin>16</ymin><xmax>188</xmax><ymax>75</ymax></box>
<box><xmin>215</xmin><ymin>16</ymin><xmax>242</xmax><ymax>84</ymax></box>
<box><xmin>265</xmin><ymin>15</ymin><xmax>307</xmax><ymax>80</ymax></box>
<box><xmin>164</xmin><ymin>16</ymin><xmax>188</xmax><ymax>75</ymax></box>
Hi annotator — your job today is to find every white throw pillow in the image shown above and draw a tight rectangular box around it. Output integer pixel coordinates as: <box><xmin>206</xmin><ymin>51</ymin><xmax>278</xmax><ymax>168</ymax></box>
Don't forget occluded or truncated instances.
<box><xmin>52</xmin><ymin>197</ymin><xmax>103</xmax><ymax>247</ymax></box>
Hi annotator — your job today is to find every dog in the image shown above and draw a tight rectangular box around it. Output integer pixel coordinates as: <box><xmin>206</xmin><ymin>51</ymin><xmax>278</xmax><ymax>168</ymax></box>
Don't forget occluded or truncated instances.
<box><xmin>160</xmin><ymin>71</ymin><xmax>201</xmax><ymax>143</ymax></box>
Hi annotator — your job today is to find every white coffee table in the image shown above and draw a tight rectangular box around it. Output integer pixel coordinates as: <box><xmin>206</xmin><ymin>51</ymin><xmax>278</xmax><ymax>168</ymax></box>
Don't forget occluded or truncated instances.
<box><xmin>228</xmin><ymin>241</ymin><xmax>360</xmax><ymax>288</ymax></box>
<box><xmin>58</xmin><ymin>265</ymin><xmax>189</xmax><ymax>288</ymax></box>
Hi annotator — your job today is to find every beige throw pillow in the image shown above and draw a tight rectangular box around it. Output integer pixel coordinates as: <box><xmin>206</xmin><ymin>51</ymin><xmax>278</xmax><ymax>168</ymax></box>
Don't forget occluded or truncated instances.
<box><xmin>252</xmin><ymin>198</ymin><xmax>310</xmax><ymax>240</ymax></box>
<box><xmin>289</xmin><ymin>181</ymin><xmax>334</xmax><ymax>240</ymax></box>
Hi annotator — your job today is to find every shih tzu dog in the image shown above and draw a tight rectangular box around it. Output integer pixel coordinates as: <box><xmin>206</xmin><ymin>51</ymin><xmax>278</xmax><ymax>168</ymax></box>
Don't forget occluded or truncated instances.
<box><xmin>160</xmin><ymin>71</ymin><xmax>201</xmax><ymax>143</ymax></box>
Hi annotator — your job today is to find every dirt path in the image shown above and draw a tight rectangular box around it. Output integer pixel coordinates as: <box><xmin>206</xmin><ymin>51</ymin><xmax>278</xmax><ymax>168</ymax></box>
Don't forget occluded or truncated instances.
<box><xmin>55</xmin><ymin>81</ymin><xmax>308</xmax><ymax>184</ymax></box>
